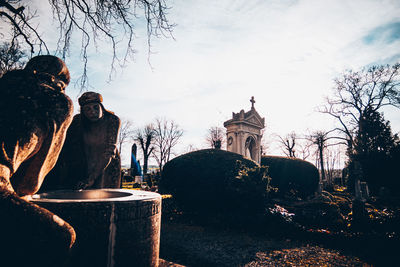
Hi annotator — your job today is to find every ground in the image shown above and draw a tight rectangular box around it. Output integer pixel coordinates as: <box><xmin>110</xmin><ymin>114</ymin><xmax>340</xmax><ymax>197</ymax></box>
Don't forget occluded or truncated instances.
<box><xmin>157</xmin><ymin>190</ymin><xmax>400</xmax><ymax>266</ymax></box>
<box><xmin>160</xmin><ymin>221</ymin><xmax>368</xmax><ymax>266</ymax></box>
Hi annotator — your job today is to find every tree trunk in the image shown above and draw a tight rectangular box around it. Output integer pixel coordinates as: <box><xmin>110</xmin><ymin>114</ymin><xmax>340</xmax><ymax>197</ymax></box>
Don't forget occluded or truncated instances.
<box><xmin>143</xmin><ymin>154</ymin><xmax>148</xmax><ymax>175</ymax></box>
<box><xmin>319</xmin><ymin>145</ymin><xmax>326</xmax><ymax>181</ymax></box>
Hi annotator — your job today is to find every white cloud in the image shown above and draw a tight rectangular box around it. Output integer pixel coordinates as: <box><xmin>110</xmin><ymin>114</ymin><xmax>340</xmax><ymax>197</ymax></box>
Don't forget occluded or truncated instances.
<box><xmin>18</xmin><ymin>0</ymin><xmax>400</xmax><ymax>164</ymax></box>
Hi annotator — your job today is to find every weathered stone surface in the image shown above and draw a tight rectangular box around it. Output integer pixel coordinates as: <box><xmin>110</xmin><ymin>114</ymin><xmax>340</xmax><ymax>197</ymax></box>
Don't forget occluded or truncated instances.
<box><xmin>32</xmin><ymin>189</ymin><xmax>162</xmax><ymax>267</ymax></box>
<box><xmin>42</xmin><ymin>91</ymin><xmax>121</xmax><ymax>190</ymax></box>
<box><xmin>0</xmin><ymin>55</ymin><xmax>75</xmax><ymax>266</ymax></box>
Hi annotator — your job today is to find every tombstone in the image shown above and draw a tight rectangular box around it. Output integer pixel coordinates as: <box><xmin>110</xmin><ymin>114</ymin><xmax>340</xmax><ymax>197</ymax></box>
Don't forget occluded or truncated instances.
<box><xmin>355</xmin><ymin>179</ymin><xmax>362</xmax><ymax>199</ymax></box>
<box><xmin>130</xmin><ymin>143</ymin><xmax>142</xmax><ymax>177</ymax></box>
<box><xmin>355</xmin><ymin>179</ymin><xmax>370</xmax><ymax>201</ymax></box>
<box><xmin>360</xmin><ymin>181</ymin><xmax>370</xmax><ymax>200</ymax></box>
<box><xmin>42</xmin><ymin>91</ymin><xmax>122</xmax><ymax>190</ymax></box>
<box><xmin>317</xmin><ymin>181</ymin><xmax>324</xmax><ymax>195</ymax></box>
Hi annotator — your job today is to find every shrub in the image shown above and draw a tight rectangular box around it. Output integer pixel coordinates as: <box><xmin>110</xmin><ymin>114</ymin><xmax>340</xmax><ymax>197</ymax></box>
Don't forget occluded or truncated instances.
<box><xmin>225</xmin><ymin>161</ymin><xmax>275</xmax><ymax>217</ymax></box>
<box><xmin>132</xmin><ymin>182</ymin><xmax>141</xmax><ymax>188</ymax></box>
<box><xmin>261</xmin><ymin>155</ymin><xmax>319</xmax><ymax>198</ymax></box>
<box><xmin>160</xmin><ymin>149</ymin><xmax>261</xmax><ymax>217</ymax></box>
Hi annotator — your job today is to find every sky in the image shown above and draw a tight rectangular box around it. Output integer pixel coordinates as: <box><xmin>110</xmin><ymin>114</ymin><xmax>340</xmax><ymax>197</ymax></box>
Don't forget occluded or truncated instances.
<box><xmin>8</xmin><ymin>0</ymin><xmax>400</xmax><ymax>165</ymax></box>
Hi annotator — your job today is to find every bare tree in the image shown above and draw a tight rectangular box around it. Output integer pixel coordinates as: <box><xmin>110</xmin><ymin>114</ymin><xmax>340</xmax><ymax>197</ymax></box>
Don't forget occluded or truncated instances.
<box><xmin>117</xmin><ymin>119</ymin><xmax>134</xmax><ymax>158</ymax></box>
<box><xmin>0</xmin><ymin>0</ymin><xmax>174</xmax><ymax>88</ymax></box>
<box><xmin>260</xmin><ymin>131</ymin><xmax>270</xmax><ymax>156</ymax></box>
<box><xmin>277</xmin><ymin>132</ymin><xmax>297</xmax><ymax>158</ymax></box>
<box><xmin>0</xmin><ymin>42</ymin><xmax>27</xmax><ymax>76</ymax></box>
<box><xmin>308</xmin><ymin>131</ymin><xmax>328</xmax><ymax>182</ymax></box>
<box><xmin>306</xmin><ymin>130</ymin><xmax>342</xmax><ymax>184</ymax></box>
<box><xmin>320</xmin><ymin>64</ymin><xmax>400</xmax><ymax>152</ymax></box>
<box><xmin>205</xmin><ymin>126</ymin><xmax>225</xmax><ymax>149</ymax></box>
<box><xmin>0</xmin><ymin>1</ymin><xmax>48</xmax><ymax>54</ymax></box>
<box><xmin>184</xmin><ymin>144</ymin><xmax>198</xmax><ymax>153</ymax></box>
<box><xmin>297</xmin><ymin>142</ymin><xmax>311</xmax><ymax>161</ymax></box>
<box><xmin>152</xmin><ymin>118</ymin><xmax>183</xmax><ymax>171</ymax></box>
<box><xmin>135</xmin><ymin>124</ymin><xmax>155</xmax><ymax>175</ymax></box>
<box><xmin>325</xmin><ymin>148</ymin><xmax>343</xmax><ymax>185</ymax></box>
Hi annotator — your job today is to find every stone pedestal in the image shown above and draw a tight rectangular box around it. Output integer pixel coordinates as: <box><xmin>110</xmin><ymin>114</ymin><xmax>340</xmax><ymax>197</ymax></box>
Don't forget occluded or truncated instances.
<box><xmin>32</xmin><ymin>189</ymin><xmax>161</xmax><ymax>267</ymax></box>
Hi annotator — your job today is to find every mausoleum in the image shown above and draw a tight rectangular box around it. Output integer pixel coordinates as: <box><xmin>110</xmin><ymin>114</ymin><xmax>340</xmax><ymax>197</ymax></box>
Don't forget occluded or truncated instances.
<box><xmin>223</xmin><ymin>97</ymin><xmax>265</xmax><ymax>163</ymax></box>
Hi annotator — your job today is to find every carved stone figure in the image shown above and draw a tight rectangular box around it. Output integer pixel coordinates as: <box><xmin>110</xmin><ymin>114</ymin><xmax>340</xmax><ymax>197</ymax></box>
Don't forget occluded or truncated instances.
<box><xmin>0</xmin><ymin>55</ymin><xmax>75</xmax><ymax>266</ymax></box>
<box><xmin>43</xmin><ymin>92</ymin><xmax>121</xmax><ymax>190</ymax></box>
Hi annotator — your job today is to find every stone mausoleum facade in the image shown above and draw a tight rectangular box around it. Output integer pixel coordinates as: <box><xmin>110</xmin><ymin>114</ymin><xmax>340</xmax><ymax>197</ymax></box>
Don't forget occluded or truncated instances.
<box><xmin>223</xmin><ymin>97</ymin><xmax>265</xmax><ymax>163</ymax></box>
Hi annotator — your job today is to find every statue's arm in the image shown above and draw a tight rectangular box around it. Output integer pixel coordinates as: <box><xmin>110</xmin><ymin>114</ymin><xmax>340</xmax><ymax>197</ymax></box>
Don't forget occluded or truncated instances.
<box><xmin>104</xmin><ymin>115</ymin><xmax>121</xmax><ymax>160</ymax></box>
<box><xmin>97</xmin><ymin>115</ymin><xmax>121</xmax><ymax>172</ymax></box>
<box><xmin>0</xmin><ymin>183</ymin><xmax>75</xmax><ymax>266</ymax></box>
<box><xmin>78</xmin><ymin>115</ymin><xmax>120</xmax><ymax>189</ymax></box>
<box><xmin>11</xmin><ymin>94</ymin><xmax>74</xmax><ymax>196</ymax></box>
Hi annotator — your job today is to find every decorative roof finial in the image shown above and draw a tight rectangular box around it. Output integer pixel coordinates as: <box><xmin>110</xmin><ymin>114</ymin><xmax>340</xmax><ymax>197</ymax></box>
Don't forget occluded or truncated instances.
<box><xmin>250</xmin><ymin>96</ymin><xmax>255</xmax><ymax>109</ymax></box>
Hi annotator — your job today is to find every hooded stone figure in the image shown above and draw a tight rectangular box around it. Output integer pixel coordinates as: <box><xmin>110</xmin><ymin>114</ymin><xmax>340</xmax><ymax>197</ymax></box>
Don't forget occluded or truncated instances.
<box><xmin>0</xmin><ymin>55</ymin><xmax>75</xmax><ymax>266</ymax></box>
<box><xmin>42</xmin><ymin>91</ymin><xmax>121</xmax><ymax>190</ymax></box>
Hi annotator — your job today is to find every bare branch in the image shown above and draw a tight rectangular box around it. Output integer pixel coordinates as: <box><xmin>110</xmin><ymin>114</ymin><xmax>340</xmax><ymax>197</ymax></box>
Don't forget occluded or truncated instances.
<box><xmin>152</xmin><ymin>117</ymin><xmax>183</xmax><ymax>171</ymax></box>
<box><xmin>276</xmin><ymin>132</ymin><xmax>297</xmax><ymax>158</ymax></box>
<box><xmin>0</xmin><ymin>0</ymin><xmax>175</xmax><ymax>89</ymax></box>
<box><xmin>205</xmin><ymin>126</ymin><xmax>225</xmax><ymax>149</ymax></box>
<box><xmin>117</xmin><ymin>119</ymin><xmax>135</xmax><ymax>157</ymax></box>
<box><xmin>135</xmin><ymin>124</ymin><xmax>155</xmax><ymax>175</ymax></box>
<box><xmin>0</xmin><ymin>41</ymin><xmax>27</xmax><ymax>76</ymax></box>
<box><xmin>321</xmin><ymin>63</ymin><xmax>400</xmax><ymax>150</ymax></box>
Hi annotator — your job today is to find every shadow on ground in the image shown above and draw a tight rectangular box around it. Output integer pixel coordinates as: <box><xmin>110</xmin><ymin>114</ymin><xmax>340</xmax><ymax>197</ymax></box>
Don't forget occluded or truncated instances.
<box><xmin>160</xmin><ymin>221</ymin><xmax>368</xmax><ymax>267</ymax></box>
<box><xmin>159</xmin><ymin>192</ymin><xmax>400</xmax><ymax>266</ymax></box>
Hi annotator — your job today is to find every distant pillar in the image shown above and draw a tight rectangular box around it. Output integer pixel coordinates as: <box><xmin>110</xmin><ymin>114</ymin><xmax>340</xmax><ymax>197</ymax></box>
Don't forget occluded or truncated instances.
<box><xmin>131</xmin><ymin>144</ymin><xmax>137</xmax><ymax>169</ymax></box>
<box><xmin>130</xmin><ymin>144</ymin><xmax>141</xmax><ymax>177</ymax></box>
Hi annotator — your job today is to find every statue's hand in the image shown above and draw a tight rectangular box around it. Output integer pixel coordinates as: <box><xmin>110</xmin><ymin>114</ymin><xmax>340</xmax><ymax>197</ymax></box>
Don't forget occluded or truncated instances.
<box><xmin>104</xmin><ymin>145</ymin><xmax>116</xmax><ymax>159</ymax></box>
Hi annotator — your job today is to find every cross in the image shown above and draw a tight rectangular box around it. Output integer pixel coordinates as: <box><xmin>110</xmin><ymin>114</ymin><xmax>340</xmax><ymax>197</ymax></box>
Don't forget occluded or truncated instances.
<box><xmin>250</xmin><ymin>96</ymin><xmax>255</xmax><ymax>108</ymax></box>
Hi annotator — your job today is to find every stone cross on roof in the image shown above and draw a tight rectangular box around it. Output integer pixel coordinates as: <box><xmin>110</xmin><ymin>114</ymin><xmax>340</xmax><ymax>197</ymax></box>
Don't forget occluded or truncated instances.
<box><xmin>250</xmin><ymin>96</ymin><xmax>255</xmax><ymax>109</ymax></box>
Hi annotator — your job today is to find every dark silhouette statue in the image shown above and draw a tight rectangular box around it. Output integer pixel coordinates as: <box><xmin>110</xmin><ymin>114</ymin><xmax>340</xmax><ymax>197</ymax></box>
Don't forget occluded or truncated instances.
<box><xmin>0</xmin><ymin>55</ymin><xmax>76</xmax><ymax>266</ymax></box>
<box><xmin>42</xmin><ymin>91</ymin><xmax>121</xmax><ymax>190</ymax></box>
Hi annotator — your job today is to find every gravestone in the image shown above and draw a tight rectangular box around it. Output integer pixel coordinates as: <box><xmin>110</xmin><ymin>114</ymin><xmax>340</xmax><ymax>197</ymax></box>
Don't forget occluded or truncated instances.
<box><xmin>131</xmin><ymin>143</ymin><xmax>142</xmax><ymax>177</ymax></box>
<box><xmin>355</xmin><ymin>180</ymin><xmax>370</xmax><ymax>201</ymax></box>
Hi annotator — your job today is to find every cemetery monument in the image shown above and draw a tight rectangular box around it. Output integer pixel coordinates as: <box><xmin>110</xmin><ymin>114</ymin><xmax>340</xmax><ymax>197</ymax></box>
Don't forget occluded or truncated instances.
<box><xmin>224</xmin><ymin>96</ymin><xmax>265</xmax><ymax>163</ymax></box>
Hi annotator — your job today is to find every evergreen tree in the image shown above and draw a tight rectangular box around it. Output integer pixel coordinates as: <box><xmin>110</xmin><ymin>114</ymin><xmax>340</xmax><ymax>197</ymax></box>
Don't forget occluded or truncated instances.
<box><xmin>354</xmin><ymin>108</ymin><xmax>397</xmax><ymax>155</ymax></box>
<box><xmin>347</xmin><ymin>108</ymin><xmax>399</xmax><ymax>194</ymax></box>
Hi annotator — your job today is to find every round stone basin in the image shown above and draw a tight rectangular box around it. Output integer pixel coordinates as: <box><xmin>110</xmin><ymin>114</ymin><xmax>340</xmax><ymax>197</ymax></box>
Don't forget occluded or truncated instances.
<box><xmin>32</xmin><ymin>189</ymin><xmax>152</xmax><ymax>202</ymax></box>
<box><xmin>32</xmin><ymin>189</ymin><xmax>161</xmax><ymax>267</ymax></box>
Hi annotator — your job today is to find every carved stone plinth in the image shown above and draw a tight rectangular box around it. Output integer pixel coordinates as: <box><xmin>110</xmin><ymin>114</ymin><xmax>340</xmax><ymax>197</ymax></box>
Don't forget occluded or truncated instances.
<box><xmin>33</xmin><ymin>189</ymin><xmax>162</xmax><ymax>267</ymax></box>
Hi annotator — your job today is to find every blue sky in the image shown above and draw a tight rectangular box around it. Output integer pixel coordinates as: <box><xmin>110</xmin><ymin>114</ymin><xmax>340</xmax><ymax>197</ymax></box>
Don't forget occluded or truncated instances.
<box><xmin>24</xmin><ymin>0</ymin><xmax>400</xmax><ymax>164</ymax></box>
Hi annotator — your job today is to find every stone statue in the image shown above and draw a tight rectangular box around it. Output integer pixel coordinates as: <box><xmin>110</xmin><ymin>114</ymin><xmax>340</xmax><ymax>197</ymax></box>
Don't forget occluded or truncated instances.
<box><xmin>0</xmin><ymin>55</ymin><xmax>76</xmax><ymax>266</ymax></box>
<box><xmin>43</xmin><ymin>91</ymin><xmax>121</xmax><ymax>190</ymax></box>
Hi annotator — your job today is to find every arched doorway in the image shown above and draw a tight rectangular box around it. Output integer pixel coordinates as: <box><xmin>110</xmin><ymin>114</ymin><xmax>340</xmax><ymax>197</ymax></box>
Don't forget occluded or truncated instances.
<box><xmin>245</xmin><ymin>136</ymin><xmax>257</xmax><ymax>161</ymax></box>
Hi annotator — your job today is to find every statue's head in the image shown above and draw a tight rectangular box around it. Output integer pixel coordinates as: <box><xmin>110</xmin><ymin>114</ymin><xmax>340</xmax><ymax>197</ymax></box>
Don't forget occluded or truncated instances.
<box><xmin>79</xmin><ymin>92</ymin><xmax>104</xmax><ymax>122</ymax></box>
<box><xmin>24</xmin><ymin>55</ymin><xmax>70</xmax><ymax>92</ymax></box>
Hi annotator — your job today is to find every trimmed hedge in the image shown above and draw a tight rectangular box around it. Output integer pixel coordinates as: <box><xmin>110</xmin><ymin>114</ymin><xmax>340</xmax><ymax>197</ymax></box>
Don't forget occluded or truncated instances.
<box><xmin>160</xmin><ymin>149</ymin><xmax>259</xmax><ymax>216</ymax></box>
<box><xmin>261</xmin><ymin>155</ymin><xmax>319</xmax><ymax>198</ymax></box>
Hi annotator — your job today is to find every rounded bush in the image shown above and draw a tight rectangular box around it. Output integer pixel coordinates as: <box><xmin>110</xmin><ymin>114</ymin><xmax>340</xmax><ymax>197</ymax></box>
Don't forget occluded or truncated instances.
<box><xmin>261</xmin><ymin>155</ymin><xmax>319</xmax><ymax>198</ymax></box>
<box><xmin>160</xmin><ymin>149</ymin><xmax>259</xmax><ymax>215</ymax></box>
